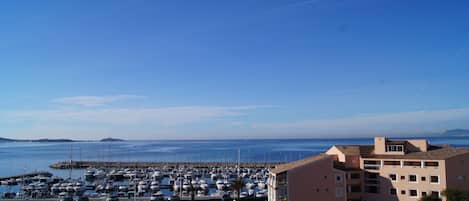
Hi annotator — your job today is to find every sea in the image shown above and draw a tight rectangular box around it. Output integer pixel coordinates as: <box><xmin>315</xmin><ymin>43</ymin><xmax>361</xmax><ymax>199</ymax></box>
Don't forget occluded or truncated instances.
<box><xmin>1</xmin><ymin>136</ymin><xmax>469</xmax><ymax>180</ymax></box>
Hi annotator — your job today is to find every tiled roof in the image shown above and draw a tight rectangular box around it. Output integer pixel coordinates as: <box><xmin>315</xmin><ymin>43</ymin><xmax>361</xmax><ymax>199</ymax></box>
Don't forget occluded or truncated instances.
<box><xmin>270</xmin><ymin>154</ymin><xmax>330</xmax><ymax>174</ymax></box>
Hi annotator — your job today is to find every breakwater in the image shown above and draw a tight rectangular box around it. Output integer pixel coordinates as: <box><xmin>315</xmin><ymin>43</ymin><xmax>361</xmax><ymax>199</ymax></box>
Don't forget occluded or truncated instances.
<box><xmin>50</xmin><ymin>161</ymin><xmax>282</xmax><ymax>169</ymax></box>
<box><xmin>0</xmin><ymin>171</ymin><xmax>52</xmax><ymax>182</ymax></box>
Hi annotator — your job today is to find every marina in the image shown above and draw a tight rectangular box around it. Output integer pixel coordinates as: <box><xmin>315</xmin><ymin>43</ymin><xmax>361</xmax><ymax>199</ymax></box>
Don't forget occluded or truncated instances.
<box><xmin>1</xmin><ymin>160</ymin><xmax>274</xmax><ymax>200</ymax></box>
<box><xmin>1</xmin><ymin>137</ymin><xmax>468</xmax><ymax>200</ymax></box>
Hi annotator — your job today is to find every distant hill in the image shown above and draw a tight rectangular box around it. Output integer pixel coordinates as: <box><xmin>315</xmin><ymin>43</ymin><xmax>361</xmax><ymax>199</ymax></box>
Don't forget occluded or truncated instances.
<box><xmin>443</xmin><ymin>129</ymin><xmax>469</xmax><ymax>137</ymax></box>
<box><xmin>100</xmin><ymin>138</ymin><xmax>125</xmax><ymax>142</ymax></box>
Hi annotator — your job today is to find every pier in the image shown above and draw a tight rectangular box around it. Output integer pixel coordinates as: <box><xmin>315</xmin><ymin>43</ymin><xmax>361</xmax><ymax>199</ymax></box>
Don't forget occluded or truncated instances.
<box><xmin>50</xmin><ymin>161</ymin><xmax>282</xmax><ymax>169</ymax></box>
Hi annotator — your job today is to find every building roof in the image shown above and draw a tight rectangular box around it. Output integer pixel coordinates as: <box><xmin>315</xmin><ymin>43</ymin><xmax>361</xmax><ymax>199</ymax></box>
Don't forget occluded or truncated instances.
<box><xmin>334</xmin><ymin>144</ymin><xmax>469</xmax><ymax>160</ymax></box>
<box><xmin>334</xmin><ymin>145</ymin><xmax>374</xmax><ymax>156</ymax></box>
<box><xmin>363</xmin><ymin>146</ymin><xmax>469</xmax><ymax>160</ymax></box>
<box><xmin>270</xmin><ymin>154</ymin><xmax>330</xmax><ymax>174</ymax></box>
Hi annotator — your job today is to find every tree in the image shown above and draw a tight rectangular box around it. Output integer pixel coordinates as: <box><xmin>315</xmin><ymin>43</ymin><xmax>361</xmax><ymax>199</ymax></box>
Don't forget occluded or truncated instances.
<box><xmin>230</xmin><ymin>177</ymin><xmax>246</xmax><ymax>201</ymax></box>
<box><xmin>443</xmin><ymin>189</ymin><xmax>469</xmax><ymax>201</ymax></box>
<box><xmin>419</xmin><ymin>195</ymin><xmax>442</xmax><ymax>201</ymax></box>
<box><xmin>189</xmin><ymin>181</ymin><xmax>195</xmax><ymax>201</ymax></box>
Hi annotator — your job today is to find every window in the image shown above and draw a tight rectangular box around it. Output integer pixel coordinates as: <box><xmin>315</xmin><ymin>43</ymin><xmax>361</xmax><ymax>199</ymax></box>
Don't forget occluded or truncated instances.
<box><xmin>401</xmin><ymin>190</ymin><xmax>406</xmax><ymax>195</ymax></box>
<box><xmin>350</xmin><ymin>173</ymin><xmax>361</xmax><ymax>179</ymax></box>
<box><xmin>409</xmin><ymin>175</ymin><xmax>417</xmax><ymax>182</ymax></box>
<box><xmin>350</xmin><ymin>185</ymin><xmax>361</xmax><ymax>192</ymax></box>
<box><xmin>336</xmin><ymin>175</ymin><xmax>343</xmax><ymax>183</ymax></box>
<box><xmin>431</xmin><ymin>191</ymin><xmax>440</xmax><ymax>198</ymax></box>
<box><xmin>424</xmin><ymin>161</ymin><xmax>439</xmax><ymax>167</ymax></box>
<box><xmin>421</xmin><ymin>176</ymin><xmax>426</xmax><ymax>182</ymax></box>
<box><xmin>430</xmin><ymin>176</ymin><xmax>439</xmax><ymax>183</ymax></box>
<box><xmin>401</xmin><ymin>175</ymin><xmax>406</xmax><ymax>180</ymax></box>
<box><xmin>404</xmin><ymin>161</ymin><xmax>422</xmax><ymax>167</ymax></box>
<box><xmin>390</xmin><ymin>188</ymin><xmax>397</xmax><ymax>196</ymax></box>
<box><xmin>389</xmin><ymin>174</ymin><xmax>397</xmax><ymax>181</ymax></box>
<box><xmin>364</xmin><ymin>160</ymin><xmax>381</xmax><ymax>170</ymax></box>
<box><xmin>384</xmin><ymin>160</ymin><xmax>401</xmax><ymax>166</ymax></box>
<box><xmin>336</xmin><ymin>188</ymin><xmax>344</xmax><ymax>197</ymax></box>
<box><xmin>409</xmin><ymin>190</ymin><xmax>418</xmax><ymax>197</ymax></box>
<box><xmin>422</xmin><ymin>192</ymin><xmax>427</xmax><ymax>197</ymax></box>
<box><xmin>386</xmin><ymin>145</ymin><xmax>404</xmax><ymax>152</ymax></box>
<box><xmin>366</xmin><ymin>186</ymin><xmax>378</xmax><ymax>193</ymax></box>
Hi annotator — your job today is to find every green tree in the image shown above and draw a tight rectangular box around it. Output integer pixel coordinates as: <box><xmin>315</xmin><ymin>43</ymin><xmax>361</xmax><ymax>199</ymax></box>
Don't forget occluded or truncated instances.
<box><xmin>442</xmin><ymin>189</ymin><xmax>469</xmax><ymax>201</ymax></box>
<box><xmin>419</xmin><ymin>195</ymin><xmax>442</xmax><ymax>201</ymax></box>
<box><xmin>189</xmin><ymin>181</ymin><xmax>195</xmax><ymax>201</ymax></box>
<box><xmin>230</xmin><ymin>177</ymin><xmax>246</xmax><ymax>201</ymax></box>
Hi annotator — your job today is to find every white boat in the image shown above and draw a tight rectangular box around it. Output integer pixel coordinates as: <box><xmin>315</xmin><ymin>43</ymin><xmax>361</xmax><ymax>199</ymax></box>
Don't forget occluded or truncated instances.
<box><xmin>118</xmin><ymin>185</ymin><xmax>128</xmax><ymax>192</ymax></box>
<box><xmin>255</xmin><ymin>190</ymin><xmax>267</xmax><ymax>198</ymax></box>
<box><xmin>210</xmin><ymin>173</ymin><xmax>218</xmax><ymax>180</ymax></box>
<box><xmin>85</xmin><ymin>169</ymin><xmax>96</xmax><ymax>180</ymax></box>
<box><xmin>215</xmin><ymin>180</ymin><xmax>225</xmax><ymax>190</ymax></box>
<box><xmin>197</xmin><ymin>190</ymin><xmax>206</xmax><ymax>196</ymax></box>
<box><xmin>150</xmin><ymin>184</ymin><xmax>160</xmax><ymax>191</ymax></box>
<box><xmin>94</xmin><ymin>170</ymin><xmax>106</xmax><ymax>179</ymax></box>
<box><xmin>200</xmin><ymin>181</ymin><xmax>209</xmax><ymax>190</ymax></box>
<box><xmin>245</xmin><ymin>182</ymin><xmax>255</xmax><ymax>189</ymax></box>
<box><xmin>240</xmin><ymin>192</ymin><xmax>248</xmax><ymax>198</ymax></box>
<box><xmin>248</xmin><ymin>189</ymin><xmax>255</xmax><ymax>196</ymax></box>
<box><xmin>150</xmin><ymin>191</ymin><xmax>165</xmax><ymax>201</ymax></box>
<box><xmin>172</xmin><ymin>180</ymin><xmax>181</xmax><ymax>192</ymax></box>
<box><xmin>151</xmin><ymin>171</ymin><xmax>162</xmax><ymax>181</ymax></box>
<box><xmin>182</xmin><ymin>180</ymin><xmax>191</xmax><ymax>191</ymax></box>
<box><xmin>257</xmin><ymin>181</ymin><xmax>266</xmax><ymax>189</ymax></box>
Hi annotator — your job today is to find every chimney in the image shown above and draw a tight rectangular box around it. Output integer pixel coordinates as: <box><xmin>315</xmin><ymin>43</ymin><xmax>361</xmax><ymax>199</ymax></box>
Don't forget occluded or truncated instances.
<box><xmin>374</xmin><ymin>136</ymin><xmax>386</xmax><ymax>154</ymax></box>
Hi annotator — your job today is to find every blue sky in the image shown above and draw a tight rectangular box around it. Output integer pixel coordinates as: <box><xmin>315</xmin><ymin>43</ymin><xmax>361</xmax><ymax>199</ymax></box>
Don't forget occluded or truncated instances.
<box><xmin>1</xmin><ymin>0</ymin><xmax>469</xmax><ymax>140</ymax></box>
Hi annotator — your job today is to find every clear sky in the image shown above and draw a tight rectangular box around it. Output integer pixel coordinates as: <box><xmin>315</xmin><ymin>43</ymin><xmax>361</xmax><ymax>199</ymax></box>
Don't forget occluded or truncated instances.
<box><xmin>1</xmin><ymin>0</ymin><xmax>469</xmax><ymax>140</ymax></box>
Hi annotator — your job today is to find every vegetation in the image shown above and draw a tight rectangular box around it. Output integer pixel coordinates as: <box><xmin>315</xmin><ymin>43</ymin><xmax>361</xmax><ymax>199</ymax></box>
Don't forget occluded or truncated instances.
<box><xmin>419</xmin><ymin>196</ymin><xmax>442</xmax><ymax>201</ymax></box>
<box><xmin>443</xmin><ymin>189</ymin><xmax>469</xmax><ymax>201</ymax></box>
<box><xmin>231</xmin><ymin>177</ymin><xmax>246</xmax><ymax>201</ymax></box>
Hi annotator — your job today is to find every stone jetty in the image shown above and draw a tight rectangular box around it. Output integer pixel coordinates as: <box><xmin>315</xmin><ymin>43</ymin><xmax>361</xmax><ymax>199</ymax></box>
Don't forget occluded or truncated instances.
<box><xmin>50</xmin><ymin>160</ymin><xmax>282</xmax><ymax>169</ymax></box>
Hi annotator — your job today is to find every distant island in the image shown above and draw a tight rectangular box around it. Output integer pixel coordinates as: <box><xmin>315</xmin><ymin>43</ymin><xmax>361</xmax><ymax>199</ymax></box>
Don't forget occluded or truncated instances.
<box><xmin>0</xmin><ymin>137</ymin><xmax>126</xmax><ymax>143</ymax></box>
<box><xmin>0</xmin><ymin>137</ymin><xmax>75</xmax><ymax>142</ymax></box>
<box><xmin>100</xmin><ymin>138</ymin><xmax>125</xmax><ymax>142</ymax></box>
<box><xmin>0</xmin><ymin>137</ymin><xmax>15</xmax><ymax>142</ymax></box>
<box><xmin>442</xmin><ymin>129</ymin><xmax>469</xmax><ymax>137</ymax></box>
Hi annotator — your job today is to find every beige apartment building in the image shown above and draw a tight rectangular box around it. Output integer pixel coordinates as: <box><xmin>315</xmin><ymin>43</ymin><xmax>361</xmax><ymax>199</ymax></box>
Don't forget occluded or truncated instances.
<box><xmin>268</xmin><ymin>137</ymin><xmax>469</xmax><ymax>201</ymax></box>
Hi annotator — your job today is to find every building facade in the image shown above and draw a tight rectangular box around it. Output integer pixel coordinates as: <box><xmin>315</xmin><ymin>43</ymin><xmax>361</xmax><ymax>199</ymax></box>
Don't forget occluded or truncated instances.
<box><xmin>268</xmin><ymin>137</ymin><xmax>469</xmax><ymax>201</ymax></box>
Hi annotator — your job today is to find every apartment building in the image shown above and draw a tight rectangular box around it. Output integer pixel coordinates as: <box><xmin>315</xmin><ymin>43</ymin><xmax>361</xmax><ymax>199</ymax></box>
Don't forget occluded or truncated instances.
<box><xmin>268</xmin><ymin>154</ymin><xmax>347</xmax><ymax>201</ymax></box>
<box><xmin>268</xmin><ymin>137</ymin><xmax>469</xmax><ymax>201</ymax></box>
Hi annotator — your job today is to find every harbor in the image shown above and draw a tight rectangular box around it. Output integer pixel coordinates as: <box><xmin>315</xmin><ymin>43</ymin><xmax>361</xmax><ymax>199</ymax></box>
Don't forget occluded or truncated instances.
<box><xmin>1</xmin><ymin>160</ymin><xmax>278</xmax><ymax>201</ymax></box>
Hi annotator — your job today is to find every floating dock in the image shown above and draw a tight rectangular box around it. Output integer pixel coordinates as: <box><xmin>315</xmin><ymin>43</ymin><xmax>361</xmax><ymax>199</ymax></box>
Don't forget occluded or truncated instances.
<box><xmin>50</xmin><ymin>160</ymin><xmax>282</xmax><ymax>169</ymax></box>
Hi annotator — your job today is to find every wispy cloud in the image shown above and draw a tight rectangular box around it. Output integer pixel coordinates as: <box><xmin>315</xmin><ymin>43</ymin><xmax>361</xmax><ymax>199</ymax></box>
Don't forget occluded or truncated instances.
<box><xmin>51</xmin><ymin>95</ymin><xmax>145</xmax><ymax>107</ymax></box>
<box><xmin>4</xmin><ymin>105</ymin><xmax>269</xmax><ymax>126</ymax></box>
<box><xmin>253</xmin><ymin>108</ymin><xmax>469</xmax><ymax>136</ymax></box>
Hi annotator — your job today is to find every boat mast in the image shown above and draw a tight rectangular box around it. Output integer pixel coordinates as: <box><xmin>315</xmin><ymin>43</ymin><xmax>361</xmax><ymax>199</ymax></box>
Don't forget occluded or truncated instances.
<box><xmin>69</xmin><ymin>144</ymin><xmax>73</xmax><ymax>179</ymax></box>
<box><xmin>237</xmin><ymin>148</ymin><xmax>240</xmax><ymax>177</ymax></box>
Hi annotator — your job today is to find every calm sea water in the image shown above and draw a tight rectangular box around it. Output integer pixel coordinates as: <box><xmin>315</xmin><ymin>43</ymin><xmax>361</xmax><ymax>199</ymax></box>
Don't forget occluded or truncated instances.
<box><xmin>0</xmin><ymin>136</ymin><xmax>468</xmax><ymax>179</ymax></box>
